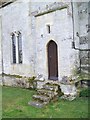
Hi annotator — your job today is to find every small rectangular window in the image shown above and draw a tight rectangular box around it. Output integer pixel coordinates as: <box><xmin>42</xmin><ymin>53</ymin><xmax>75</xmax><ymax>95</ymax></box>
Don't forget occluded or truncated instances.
<box><xmin>47</xmin><ymin>25</ymin><xmax>50</xmax><ymax>33</ymax></box>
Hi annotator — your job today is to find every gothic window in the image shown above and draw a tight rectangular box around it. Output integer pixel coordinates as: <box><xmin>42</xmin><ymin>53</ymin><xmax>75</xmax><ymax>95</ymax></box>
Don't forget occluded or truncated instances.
<box><xmin>17</xmin><ymin>32</ymin><xmax>23</xmax><ymax>64</ymax></box>
<box><xmin>11</xmin><ymin>31</ymin><xmax>23</xmax><ymax>64</ymax></box>
<box><xmin>12</xmin><ymin>33</ymin><xmax>16</xmax><ymax>63</ymax></box>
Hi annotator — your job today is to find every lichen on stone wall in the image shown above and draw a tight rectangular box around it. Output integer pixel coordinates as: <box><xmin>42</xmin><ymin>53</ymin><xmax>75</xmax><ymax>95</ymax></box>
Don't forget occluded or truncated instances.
<box><xmin>28</xmin><ymin>76</ymin><xmax>36</xmax><ymax>89</ymax></box>
<box><xmin>1</xmin><ymin>73</ymin><xmax>37</xmax><ymax>89</ymax></box>
<box><xmin>72</xmin><ymin>59</ymin><xmax>90</xmax><ymax>81</ymax></box>
<box><xmin>2</xmin><ymin>73</ymin><xmax>22</xmax><ymax>78</ymax></box>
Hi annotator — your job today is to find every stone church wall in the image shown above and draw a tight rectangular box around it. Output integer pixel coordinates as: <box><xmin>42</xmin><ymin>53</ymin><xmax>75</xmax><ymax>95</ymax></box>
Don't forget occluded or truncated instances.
<box><xmin>73</xmin><ymin>2</ymin><xmax>90</xmax><ymax>80</ymax></box>
<box><xmin>1</xmin><ymin>0</ymin><xmax>35</xmax><ymax>77</ymax></box>
<box><xmin>34</xmin><ymin>2</ymin><xmax>77</xmax><ymax>81</ymax></box>
<box><xmin>0</xmin><ymin>1</ymin><xmax>89</xmax><ymax>88</ymax></box>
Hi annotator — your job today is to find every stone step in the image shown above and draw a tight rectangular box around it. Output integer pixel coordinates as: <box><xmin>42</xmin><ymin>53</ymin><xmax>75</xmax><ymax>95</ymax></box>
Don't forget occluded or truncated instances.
<box><xmin>37</xmin><ymin>89</ymin><xmax>58</xmax><ymax>98</ymax></box>
<box><xmin>28</xmin><ymin>100</ymin><xmax>46</xmax><ymax>108</ymax></box>
<box><xmin>43</xmin><ymin>84</ymin><xmax>58</xmax><ymax>91</ymax></box>
<box><xmin>45</xmin><ymin>81</ymin><xmax>59</xmax><ymax>86</ymax></box>
<box><xmin>43</xmin><ymin>85</ymin><xmax>54</xmax><ymax>91</ymax></box>
<box><xmin>28</xmin><ymin>81</ymin><xmax>60</xmax><ymax>108</ymax></box>
<box><xmin>33</xmin><ymin>94</ymin><xmax>50</xmax><ymax>102</ymax></box>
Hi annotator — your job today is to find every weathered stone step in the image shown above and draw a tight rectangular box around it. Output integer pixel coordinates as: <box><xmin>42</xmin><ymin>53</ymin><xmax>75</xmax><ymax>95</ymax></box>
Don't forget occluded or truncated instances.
<box><xmin>37</xmin><ymin>89</ymin><xmax>54</xmax><ymax>94</ymax></box>
<box><xmin>43</xmin><ymin>85</ymin><xmax>54</xmax><ymax>91</ymax></box>
<box><xmin>37</xmin><ymin>89</ymin><xmax>58</xmax><ymax>98</ymax></box>
<box><xmin>43</xmin><ymin>84</ymin><xmax>58</xmax><ymax>91</ymax></box>
<box><xmin>45</xmin><ymin>81</ymin><xmax>59</xmax><ymax>86</ymax></box>
<box><xmin>28</xmin><ymin>100</ymin><xmax>46</xmax><ymax>108</ymax></box>
<box><xmin>28</xmin><ymin>81</ymin><xmax>60</xmax><ymax>108</ymax></box>
<box><xmin>33</xmin><ymin>94</ymin><xmax>50</xmax><ymax>102</ymax></box>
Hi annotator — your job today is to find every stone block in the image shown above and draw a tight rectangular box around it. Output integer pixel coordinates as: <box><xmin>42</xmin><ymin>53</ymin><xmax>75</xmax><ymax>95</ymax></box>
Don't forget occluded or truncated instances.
<box><xmin>60</xmin><ymin>84</ymin><xmax>77</xmax><ymax>96</ymax></box>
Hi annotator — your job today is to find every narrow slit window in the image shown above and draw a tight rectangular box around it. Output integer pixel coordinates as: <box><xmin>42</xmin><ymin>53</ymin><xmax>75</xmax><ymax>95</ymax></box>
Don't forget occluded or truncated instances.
<box><xmin>47</xmin><ymin>25</ymin><xmax>50</xmax><ymax>33</ymax></box>
<box><xmin>12</xmin><ymin>34</ymin><xmax>16</xmax><ymax>63</ymax></box>
<box><xmin>18</xmin><ymin>32</ymin><xmax>23</xmax><ymax>64</ymax></box>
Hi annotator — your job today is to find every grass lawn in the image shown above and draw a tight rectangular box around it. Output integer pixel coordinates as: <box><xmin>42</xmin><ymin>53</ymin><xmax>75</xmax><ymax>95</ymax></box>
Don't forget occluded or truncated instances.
<box><xmin>2</xmin><ymin>86</ymin><xmax>89</xmax><ymax>118</ymax></box>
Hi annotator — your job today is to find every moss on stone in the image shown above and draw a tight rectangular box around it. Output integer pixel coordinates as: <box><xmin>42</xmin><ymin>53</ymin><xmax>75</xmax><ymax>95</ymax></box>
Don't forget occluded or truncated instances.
<box><xmin>2</xmin><ymin>73</ymin><xmax>22</xmax><ymax>78</ymax></box>
<box><xmin>28</xmin><ymin>76</ymin><xmax>36</xmax><ymax>83</ymax></box>
<box><xmin>28</xmin><ymin>76</ymin><xmax>36</xmax><ymax>89</ymax></box>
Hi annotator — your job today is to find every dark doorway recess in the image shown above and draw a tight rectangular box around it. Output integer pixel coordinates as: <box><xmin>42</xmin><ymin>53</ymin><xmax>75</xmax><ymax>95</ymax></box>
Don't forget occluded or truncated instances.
<box><xmin>47</xmin><ymin>40</ymin><xmax>58</xmax><ymax>80</ymax></box>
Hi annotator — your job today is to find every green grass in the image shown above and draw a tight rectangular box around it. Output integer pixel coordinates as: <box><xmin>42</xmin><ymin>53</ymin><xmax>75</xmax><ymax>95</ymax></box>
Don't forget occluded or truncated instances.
<box><xmin>2</xmin><ymin>86</ymin><xmax>89</xmax><ymax>118</ymax></box>
<box><xmin>0</xmin><ymin>86</ymin><xmax>2</xmax><ymax>120</ymax></box>
<box><xmin>79</xmin><ymin>87</ymin><xmax>90</xmax><ymax>97</ymax></box>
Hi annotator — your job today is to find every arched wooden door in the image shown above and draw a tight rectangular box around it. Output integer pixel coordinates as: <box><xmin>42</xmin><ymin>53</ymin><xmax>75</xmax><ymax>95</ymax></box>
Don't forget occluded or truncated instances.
<box><xmin>47</xmin><ymin>40</ymin><xmax>58</xmax><ymax>80</ymax></box>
